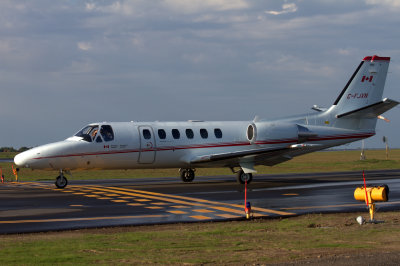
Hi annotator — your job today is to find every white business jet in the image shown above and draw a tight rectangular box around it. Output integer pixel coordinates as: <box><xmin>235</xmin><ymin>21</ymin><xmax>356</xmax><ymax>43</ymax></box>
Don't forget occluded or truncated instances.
<box><xmin>14</xmin><ymin>55</ymin><xmax>398</xmax><ymax>188</ymax></box>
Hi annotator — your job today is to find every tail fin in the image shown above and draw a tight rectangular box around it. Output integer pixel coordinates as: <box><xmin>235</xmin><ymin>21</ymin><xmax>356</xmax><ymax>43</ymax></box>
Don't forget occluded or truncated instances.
<box><xmin>333</xmin><ymin>55</ymin><xmax>390</xmax><ymax>114</ymax></box>
<box><xmin>329</xmin><ymin>55</ymin><xmax>398</xmax><ymax>130</ymax></box>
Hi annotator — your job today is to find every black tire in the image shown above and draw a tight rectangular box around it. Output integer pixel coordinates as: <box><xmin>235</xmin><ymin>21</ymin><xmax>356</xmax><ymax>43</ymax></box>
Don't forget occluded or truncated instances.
<box><xmin>180</xmin><ymin>169</ymin><xmax>195</xmax><ymax>182</ymax></box>
<box><xmin>236</xmin><ymin>170</ymin><xmax>253</xmax><ymax>184</ymax></box>
<box><xmin>55</xmin><ymin>175</ymin><xmax>68</xmax><ymax>189</ymax></box>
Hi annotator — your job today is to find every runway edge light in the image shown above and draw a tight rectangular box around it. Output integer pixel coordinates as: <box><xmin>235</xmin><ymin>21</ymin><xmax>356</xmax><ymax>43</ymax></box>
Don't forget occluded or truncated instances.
<box><xmin>354</xmin><ymin>171</ymin><xmax>389</xmax><ymax>223</ymax></box>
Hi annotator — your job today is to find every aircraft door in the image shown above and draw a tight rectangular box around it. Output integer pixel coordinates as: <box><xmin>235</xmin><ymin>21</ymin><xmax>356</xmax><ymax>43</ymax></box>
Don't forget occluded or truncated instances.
<box><xmin>138</xmin><ymin>126</ymin><xmax>156</xmax><ymax>164</ymax></box>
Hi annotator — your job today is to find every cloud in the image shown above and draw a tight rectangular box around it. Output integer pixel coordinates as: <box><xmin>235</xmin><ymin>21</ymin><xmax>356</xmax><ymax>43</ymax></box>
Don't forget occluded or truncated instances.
<box><xmin>365</xmin><ymin>0</ymin><xmax>400</xmax><ymax>7</ymax></box>
<box><xmin>248</xmin><ymin>54</ymin><xmax>336</xmax><ymax>80</ymax></box>
<box><xmin>83</xmin><ymin>0</ymin><xmax>249</xmax><ymax>16</ymax></box>
<box><xmin>163</xmin><ymin>0</ymin><xmax>249</xmax><ymax>13</ymax></box>
<box><xmin>337</xmin><ymin>49</ymin><xmax>351</xmax><ymax>56</ymax></box>
<box><xmin>0</xmin><ymin>40</ymin><xmax>12</xmax><ymax>53</ymax></box>
<box><xmin>77</xmin><ymin>42</ymin><xmax>92</xmax><ymax>51</ymax></box>
<box><xmin>85</xmin><ymin>3</ymin><xmax>96</xmax><ymax>11</ymax></box>
<box><xmin>85</xmin><ymin>1</ymin><xmax>137</xmax><ymax>15</ymax></box>
<box><xmin>182</xmin><ymin>53</ymin><xmax>208</xmax><ymax>64</ymax></box>
<box><xmin>67</xmin><ymin>59</ymin><xmax>95</xmax><ymax>74</ymax></box>
<box><xmin>265</xmin><ymin>3</ymin><xmax>298</xmax><ymax>15</ymax></box>
<box><xmin>131</xmin><ymin>36</ymin><xmax>144</xmax><ymax>47</ymax></box>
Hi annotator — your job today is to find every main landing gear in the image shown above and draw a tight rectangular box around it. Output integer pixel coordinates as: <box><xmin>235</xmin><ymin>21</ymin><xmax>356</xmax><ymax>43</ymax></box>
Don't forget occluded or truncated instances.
<box><xmin>180</xmin><ymin>168</ymin><xmax>195</xmax><ymax>182</ymax></box>
<box><xmin>55</xmin><ymin>170</ymin><xmax>68</xmax><ymax>189</ymax></box>
<box><xmin>236</xmin><ymin>169</ymin><xmax>253</xmax><ymax>184</ymax></box>
<box><xmin>179</xmin><ymin>168</ymin><xmax>253</xmax><ymax>184</ymax></box>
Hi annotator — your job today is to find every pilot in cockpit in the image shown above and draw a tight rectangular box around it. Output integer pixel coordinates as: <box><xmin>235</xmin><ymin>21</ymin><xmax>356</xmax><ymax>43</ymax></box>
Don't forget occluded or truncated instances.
<box><xmin>75</xmin><ymin>124</ymin><xmax>113</xmax><ymax>142</ymax></box>
<box><xmin>91</xmin><ymin>129</ymin><xmax>98</xmax><ymax>138</ymax></box>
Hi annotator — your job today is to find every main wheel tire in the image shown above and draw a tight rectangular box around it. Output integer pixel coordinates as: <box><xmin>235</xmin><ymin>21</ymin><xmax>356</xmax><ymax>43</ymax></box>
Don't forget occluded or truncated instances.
<box><xmin>180</xmin><ymin>169</ymin><xmax>195</xmax><ymax>182</ymax></box>
<box><xmin>55</xmin><ymin>175</ymin><xmax>68</xmax><ymax>189</ymax></box>
<box><xmin>236</xmin><ymin>170</ymin><xmax>253</xmax><ymax>184</ymax></box>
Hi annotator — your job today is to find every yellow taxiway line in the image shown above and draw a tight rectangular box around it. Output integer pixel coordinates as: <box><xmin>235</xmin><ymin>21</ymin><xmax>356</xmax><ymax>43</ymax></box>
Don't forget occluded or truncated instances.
<box><xmin>88</xmin><ymin>186</ymin><xmax>295</xmax><ymax>216</ymax></box>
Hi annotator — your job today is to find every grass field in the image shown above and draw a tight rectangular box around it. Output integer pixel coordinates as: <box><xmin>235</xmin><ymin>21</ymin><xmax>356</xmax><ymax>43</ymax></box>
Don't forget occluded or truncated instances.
<box><xmin>1</xmin><ymin>149</ymin><xmax>399</xmax><ymax>182</ymax></box>
<box><xmin>0</xmin><ymin>152</ymin><xmax>15</xmax><ymax>159</ymax></box>
<box><xmin>0</xmin><ymin>212</ymin><xmax>399</xmax><ymax>264</ymax></box>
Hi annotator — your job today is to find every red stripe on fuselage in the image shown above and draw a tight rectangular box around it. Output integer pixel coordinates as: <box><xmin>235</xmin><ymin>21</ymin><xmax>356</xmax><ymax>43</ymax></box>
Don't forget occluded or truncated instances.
<box><xmin>32</xmin><ymin>133</ymin><xmax>374</xmax><ymax>160</ymax></box>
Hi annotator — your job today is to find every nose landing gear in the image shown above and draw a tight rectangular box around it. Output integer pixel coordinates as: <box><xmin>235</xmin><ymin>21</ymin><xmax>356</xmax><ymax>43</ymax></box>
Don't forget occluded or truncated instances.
<box><xmin>55</xmin><ymin>170</ymin><xmax>68</xmax><ymax>189</ymax></box>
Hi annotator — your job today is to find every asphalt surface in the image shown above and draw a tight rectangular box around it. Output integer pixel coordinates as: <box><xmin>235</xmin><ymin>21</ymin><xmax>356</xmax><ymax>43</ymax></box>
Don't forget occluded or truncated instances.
<box><xmin>1</xmin><ymin>169</ymin><xmax>399</xmax><ymax>234</ymax></box>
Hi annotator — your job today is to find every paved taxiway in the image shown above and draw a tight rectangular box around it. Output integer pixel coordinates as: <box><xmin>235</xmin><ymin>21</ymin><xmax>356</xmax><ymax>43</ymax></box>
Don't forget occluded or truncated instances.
<box><xmin>1</xmin><ymin>169</ymin><xmax>399</xmax><ymax>234</ymax></box>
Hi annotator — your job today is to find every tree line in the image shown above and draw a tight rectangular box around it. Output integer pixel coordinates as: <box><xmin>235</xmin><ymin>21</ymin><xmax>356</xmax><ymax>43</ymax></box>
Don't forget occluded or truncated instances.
<box><xmin>0</xmin><ymin>147</ymin><xmax>30</xmax><ymax>152</ymax></box>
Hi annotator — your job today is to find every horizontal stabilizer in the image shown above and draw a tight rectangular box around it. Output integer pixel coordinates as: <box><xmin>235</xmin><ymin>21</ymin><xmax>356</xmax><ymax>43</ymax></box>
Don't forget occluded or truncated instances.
<box><xmin>336</xmin><ymin>98</ymin><xmax>399</xmax><ymax>119</ymax></box>
<box><xmin>311</xmin><ymin>105</ymin><xmax>327</xmax><ymax>112</ymax></box>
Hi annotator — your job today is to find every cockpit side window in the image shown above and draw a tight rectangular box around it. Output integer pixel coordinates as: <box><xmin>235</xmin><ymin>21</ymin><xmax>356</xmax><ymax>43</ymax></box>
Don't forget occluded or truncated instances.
<box><xmin>100</xmin><ymin>125</ymin><xmax>114</xmax><ymax>142</ymax></box>
<box><xmin>75</xmin><ymin>125</ymin><xmax>99</xmax><ymax>142</ymax></box>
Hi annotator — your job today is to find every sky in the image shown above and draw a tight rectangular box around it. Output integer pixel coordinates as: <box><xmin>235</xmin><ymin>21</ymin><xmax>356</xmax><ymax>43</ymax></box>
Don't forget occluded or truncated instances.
<box><xmin>1</xmin><ymin>0</ymin><xmax>400</xmax><ymax>150</ymax></box>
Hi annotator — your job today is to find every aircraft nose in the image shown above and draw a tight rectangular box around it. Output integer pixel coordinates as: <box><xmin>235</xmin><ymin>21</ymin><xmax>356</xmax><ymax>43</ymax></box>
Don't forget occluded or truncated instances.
<box><xmin>14</xmin><ymin>151</ymin><xmax>32</xmax><ymax>168</ymax></box>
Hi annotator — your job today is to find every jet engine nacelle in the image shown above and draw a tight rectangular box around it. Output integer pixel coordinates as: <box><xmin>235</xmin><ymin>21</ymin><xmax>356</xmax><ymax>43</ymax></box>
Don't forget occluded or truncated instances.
<box><xmin>249</xmin><ymin>122</ymin><xmax>299</xmax><ymax>144</ymax></box>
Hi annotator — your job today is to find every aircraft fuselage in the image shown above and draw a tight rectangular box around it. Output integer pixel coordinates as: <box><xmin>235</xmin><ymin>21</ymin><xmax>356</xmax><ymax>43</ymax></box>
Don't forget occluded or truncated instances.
<box><xmin>15</xmin><ymin>120</ymin><xmax>372</xmax><ymax>171</ymax></box>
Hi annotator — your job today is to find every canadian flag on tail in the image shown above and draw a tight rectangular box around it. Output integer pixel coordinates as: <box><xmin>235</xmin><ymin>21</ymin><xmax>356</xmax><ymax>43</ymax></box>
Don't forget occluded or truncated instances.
<box><xmin>361</xmin><ymin>75</ymin><xmax>373</xmax><ymax>82</ymax></box>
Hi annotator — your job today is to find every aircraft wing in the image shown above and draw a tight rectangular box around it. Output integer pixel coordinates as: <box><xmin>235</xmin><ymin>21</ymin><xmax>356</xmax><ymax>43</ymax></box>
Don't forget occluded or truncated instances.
<box><xmin>188</xmin><ymin>144</ymin><xmax>322</xmax><ymax>168</ymax></box>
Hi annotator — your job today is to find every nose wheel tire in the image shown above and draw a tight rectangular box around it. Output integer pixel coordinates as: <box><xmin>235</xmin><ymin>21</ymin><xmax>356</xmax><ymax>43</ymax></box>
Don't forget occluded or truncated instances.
<box><xmin>180</xmin><ymin>169</ymin><xmax>195</xmax><ymax>182</ymax></box>
<box><xmin>236</xmin><ymin>170</ymin><xmax>253</xmax><ymax>184</ymax></box>
<box><xmin>55</xmin><ymin>175</ymin><xmax>68</xmax><ymax>189</ymax></box>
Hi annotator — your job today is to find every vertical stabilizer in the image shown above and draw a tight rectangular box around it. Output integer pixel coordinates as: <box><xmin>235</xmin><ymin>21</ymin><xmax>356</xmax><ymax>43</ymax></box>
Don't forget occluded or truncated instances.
<box><xmin>333</xmin><ymin>55</ymin><xmax>390</xmax><ymax>115</ymax></box>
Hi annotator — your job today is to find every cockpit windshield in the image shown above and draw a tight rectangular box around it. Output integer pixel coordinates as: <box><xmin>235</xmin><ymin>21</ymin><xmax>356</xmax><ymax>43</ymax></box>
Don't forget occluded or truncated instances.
<box><xmin>75</xmin><ymin>125</ymin><xmax>99</xmax><ymax>142</ymax></box>
<box><xmin>75</xmin><ymin>125</ymin><xmax>114</xmax><ymax>143</ymax></box>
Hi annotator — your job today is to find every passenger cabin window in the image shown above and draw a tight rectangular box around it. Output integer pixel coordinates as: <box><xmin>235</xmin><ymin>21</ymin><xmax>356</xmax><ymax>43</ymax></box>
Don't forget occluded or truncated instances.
<box><xmin>200</xmin><ymin>128</ymin><xmax>208</xmax><ymax>139</ymax></box>
<box><xmin>214</xmin><ymin>128</ymin><xmax>222</xmax><ymax>139</ymax></box>
<box><xmin>172</xmin><ymin>129</ymin><xmax>180</xmax><ymax>139</ymax></box>
<box><xmin>158</xmin><ymin>129</ymin><xmax>166</xmax><ymax>139</ymax></box>
<box><xmin>75</xmin><ymin>125</ymin><xmax>99</xmax><ymax>142</ymax></box>
<box><xmin>142</xmin><ymin>129</ymin><xmax>151</xmax><ymax>139</ymax></box>
<box><xmin>185</xmin><ymin>129</ymin><xmax>194</xmax><ymax>139</ymax></box>
<box><xmin>100</xmin><ymin>125</ymin><xmax>114</xmax><ymax>142</ymax></box>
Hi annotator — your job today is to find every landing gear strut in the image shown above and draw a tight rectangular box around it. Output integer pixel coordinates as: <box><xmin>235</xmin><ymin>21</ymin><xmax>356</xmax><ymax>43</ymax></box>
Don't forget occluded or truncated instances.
<box><xmin>236</xmin><ymin>170</ymin><xmax>253</xmax><ymax>184</ymax></box>
<box><xmin>55</xmin><ymin>170</ymin><xmax>68</xmax><ymax>189</ymax></box>
<box><xmin>180</xmin><ymin>168</ymin><xmax>195</xmax><ymax>182</ymax></box>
